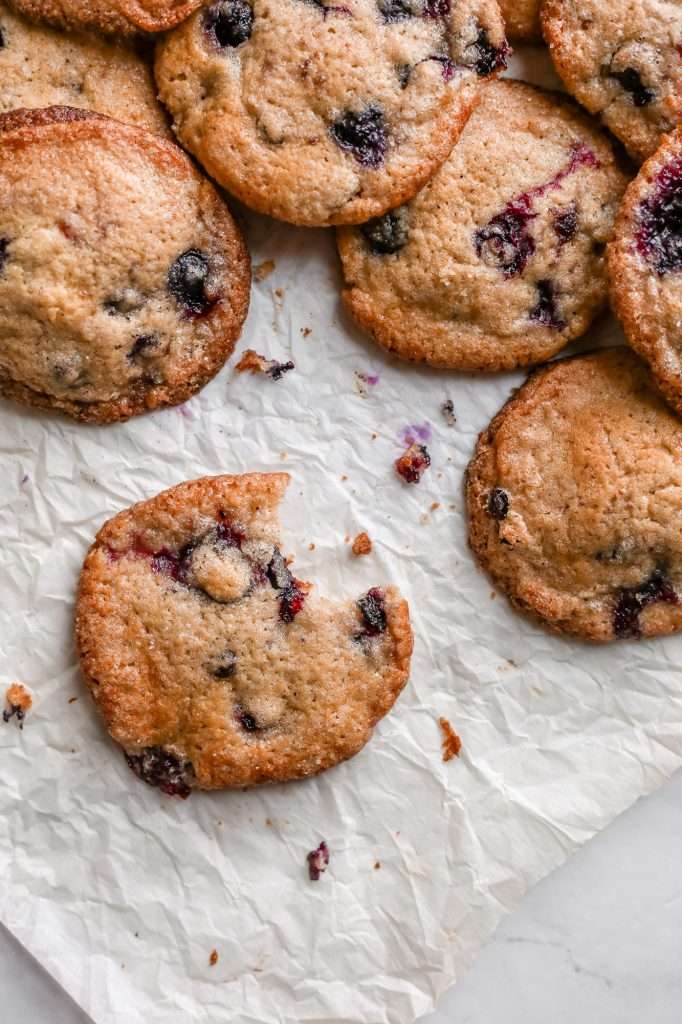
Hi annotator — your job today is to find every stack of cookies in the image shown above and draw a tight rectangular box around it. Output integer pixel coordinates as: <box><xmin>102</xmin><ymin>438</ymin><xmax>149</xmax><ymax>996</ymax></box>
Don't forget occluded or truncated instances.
<box><xmin>2</xmin><ymin>0</ymin><xmax>682</xmax><ymax>796</ymax></box>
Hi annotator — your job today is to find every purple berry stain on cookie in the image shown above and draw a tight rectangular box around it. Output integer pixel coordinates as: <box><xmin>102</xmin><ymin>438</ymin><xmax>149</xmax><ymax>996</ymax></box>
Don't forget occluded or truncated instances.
<box><xmin>612</xmin><ymin>68</ymin><xmax>655</xmax><ymax>108</ymax></box>
<box><xmin>636</xmin><ymin>156</ymin><xmax>682</xmax><ymax>274</ymax></box>
<box><xmin>208</xmin><ymin>648</ymin><xmax>237</xmax><ymax>678</ymax></box>
<box><xmin>469</xmin><ymin>28</ymin><xmax>509</xmax><ymax>78</ymax></box>
<box><xmin>613</xmin><ymin>567</ymin><xmax>678</xmax><ymax>639</ymax></box>
<box><xmin>331</xmin><ymin>106</ymin><xmax>388</xmax><ymax>168</ymax></box>
<box><xmin>203</xmin><ymin>0</ymin><xmax>253</xmax><ymax>47</ymax></box>
<box><xmin>378</xmin><ymin>0</ymin><xmax>413</xmax><ymax>22</ymax></box>
<box><xmin>362</xmin><ymin>208</ymin><xmax>409</xmax><ymax>254</ymax></box>
<box><xmin>167</xmin><ymin>249</ymin><xmax>217</xmax><ymax>318</ymax></box>
<box><xmin>307</xmin><ymin>841</ymin><xmax>330</xmax><ymax>880</ymax></box>
<box><xmin>475</xmin><ymin>145</ymin><xmax>598</xmax><ymax>278</ymax></box>
<box><xmin>487</xmin><ymin>487</ymin><xmax>509</xmax><ymax>521</ymax></box>
<box><xmin>358</xmin><ymin>587</ymin><xmax>387</xmax><ymax>635</ymax></box>
<box><xmin>422</xmin><ymin>0</ymin><xmax>449</xmax><ymax>16</ymax></box>
<box><xmin>215</xmin><ymin>513</ymin><xmax>246</xmax><ymax>549</ymax></box>
<box><xmin>266</xmin><ymin>548</ymin><xmax>307</xmax><ymax>623</ymax></box>
<box><xmin>234</xmin><ymin>705</ymin><xmax>259</xmax><ymax>731</ymax></box>
<box><xmin>553</xmin><ymin>203</ymin><xmax>578</xmax><ymax>245</ymax></box>
<box><xmin>125</xmin><ymin>746</ymin><xmax>193</xmax><ymax>798</ymax></box>
<box><xmin>530</xmin><ymin>280</ymin><xmax>565</xmax><ymax>329</ymax></box>
<box><xmin>127</xmin><ymin>334</ymin><xmax>159</xmax><ymax>362</ymax></box>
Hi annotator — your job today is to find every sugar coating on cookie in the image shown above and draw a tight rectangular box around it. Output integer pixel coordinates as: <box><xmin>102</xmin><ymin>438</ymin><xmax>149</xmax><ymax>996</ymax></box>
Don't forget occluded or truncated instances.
<box><xmin>8</xmin><ymin>0</ymin><xmax>202</xmax><ymax>34</ymax></box>
<box><xmin>0</xmin><ymin>107</ymin><xmax>250</xmax><ymax>423</ymax></box>
<box><xmin>0</xmin><ymin>3</ymin><xmax>170</xmax><ymax>135</ymax></box>
<box><xmin>76</xmin><ymin>474</ymin><xmax>413</xmax><ymax>792</ymax></box>
<box><xmin>542</xmin><ymin>0</ymin><xmax>682</xmax><ymax>163</ymax></box>
<box><xmin>498</xmin><ymin>0</ymin><xmax>540</xmax><ymax>40</ymax></box>
<box><xmin>155</xmin><ymin>0</ymin><xmax>509</xmax><ymax>226</ymax></box>
<box><xmin>467</xmin><ymin>348</ymin><xmax>682</xmax><ymax>642</ymax></box>
<box><xmin>337</xmin><ymin>81</ymin><xmax>628</xmax><ymax>371</ymax></box>
<box><xmin>608</xmin><ymin>127</ymin><xmax>682</xmax><ymax>416</ymax></box>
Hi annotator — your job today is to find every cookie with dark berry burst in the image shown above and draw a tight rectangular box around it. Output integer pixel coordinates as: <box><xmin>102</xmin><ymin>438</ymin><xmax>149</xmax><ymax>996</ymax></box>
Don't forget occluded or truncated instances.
<box><xmin>8</xmin><ymin>0</ymin><xmax>202</xmax><ymax>35</ymax></box>
<box><xmin>154</xmin><ymin>0</ymin><xmax>508</xmax><ymax>226</ymax></box>
<box><xmin>608</xmin><ymin>127</ymin><xmax>682</xmax><ymax>417</ymax></box>
<box><xmin>337</xmin><ymin>81</ymin><xmax>628</xmax><ymax>370</ymax></box>
<box><xmin>542</xmin><ymin>0</ymin><xmax>682</xmax><ymax>163</ymax></box>
<box><xmin>0</xmin><ymin>106</ymin><xmax>250</xmax><ymax>423</ymax></box>
<box><xmin>467</xmin><ymin>347</ymin><xmax>682</xmax><ymax>642</ymax></box>
<box><xmin>76</xmin><ymin>474</ymin><xmax>413</xmax><ymax>793</ymax></box>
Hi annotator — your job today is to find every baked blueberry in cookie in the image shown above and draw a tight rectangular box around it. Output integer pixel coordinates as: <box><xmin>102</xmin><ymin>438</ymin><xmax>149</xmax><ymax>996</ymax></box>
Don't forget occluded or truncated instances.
<box><xmin>9</xmin><ymin>0</ymin><xmax>203</xmax><ymax>35</ymax></box>
<box><xmin>0</xmin><ymin>107</ymin><xmax>250</xmax><ymax>423</ymax></box>
<box><xmin>467</xmin><ymin>348</ymin><xmax>682</xmax><ymax>641</ymax></box>
<box><xmin>0</xmin><ymin>2</ymin><xmax>170</xmax><ymax>134</ymax></box>
<box><xmin>155</xmin><ymin>0</ymin><xmax>508</xmax><ymax>226</ymax></box>
<box><xmin>542</xmin><ymin>0</ymin><xmax>682</xmax><ymax>162</ymax></box>
<box><xmin>76</xmin><ymin>474</ymin><xmax>413</xmax><ymax>792</ymax></box>
<box><xmin>337</xmin><ymin>81</ymin><xmax>628</xmax><ymax>371</ymax></box>
<box><xmin>608</xmin><ymin>129</ymin><xmax>682</xmax><ymax>416</ymax></box>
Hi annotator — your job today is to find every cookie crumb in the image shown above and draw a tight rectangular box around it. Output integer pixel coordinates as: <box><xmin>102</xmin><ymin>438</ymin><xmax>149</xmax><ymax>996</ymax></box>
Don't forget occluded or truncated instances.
<box><xmin>307</xmin><ymin>840</ymin><xmax>330</xmax><ymax>881</ymax></box>
<box><xmin>301</xmin><ymin>326</ymin><xmax>312</xmax><ymax>338</ymax></box>
<box><xmin>374</xmin><ymin>861</ymin><xmax>381</xmax><ymax>870</ymax></box>
<box><xmin>3</xmin><ymin>683</ymin><xmax>32</xmax><ymax>729</ymax></box>
<box><xmin>430</xmin><ymin>502</ymin><xmax>440</xmax><ymax>511</ymax></box>
<box><xmin>438</xmin><ymin>717</ymin><xmax>462</xmax><ymax>761</ymax></box>
<box><xmin>68</xmin><ymin>696</ymin><xmax>79</xmax><ymax>704</ymax></box>
<box><xmin>352</xmin><ymin>532</ymin><xmax>372</xmax><ymax>557</ymax></box>
<box><xmin>344</xmin><ymin>534</ymin><xmax>351</xmax><ymax>544</ymax></box>
<box><xmin>308</xmin><ymin>542</ymin><xmax>316</xmax><ymax>551</ymax></box>
<box><xmin>274</xmin><ymin>287</ymin><xmax>284</xmax><ymax>299</ymax></box>
<box><xmin>253</xmin><ymin>259</ymin><xmax>276</xmax><ymax>281</ymax></box>
<box><xmin>341</xmin><ymin>474</ymin><xmax>348</xmax><ymax>481</ymax></box>
<box><xmin>441</xmin><ymin>399</ymin><xmax>457</xmax><ymax>426</ymax></box>
<box><xmin>395</xmin><ymin>443</ymin><xmax>431</xmax><ymax>484</ymax></box>
<box><xmin>209</xmin><ymin>949</ymin><xmax>219</xmax><ymax>967</ymax></box>
<box><xmin>235</xmin><ymin>349</ymin><xmax>295</xmax><ymax>381</ymax></box>
<box><xmin>265</xmin><ymin>817</ymin><xmax>273</xmax><ymax>827</ymax></box>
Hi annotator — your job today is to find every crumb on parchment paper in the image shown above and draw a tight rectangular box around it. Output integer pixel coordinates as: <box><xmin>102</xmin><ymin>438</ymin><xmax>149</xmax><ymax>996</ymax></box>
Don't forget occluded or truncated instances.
<box><xmin>301</xmin><ymin>327</ymin><xmax>312</xmax><ymax>338</ymax></box>
<box><xmin>352</xmin><ymin>532</ymin><xmax>372</xmax><ymax>557</ymax></box>
<box><xmin>438</xmin><ymin>717</ymin><xmax>462</xmax><ymax>761</ymax></box>
<box><xmin>441</xmin><ymin>399</ymin><xmax>457</xmax><ymax>426</ymax></box>
<box><xmin>253</xmin><ymin>259</ymin><xmax>276</xmax><ymax>281</ymax></box>
<box><xmin>395</xmin><ymin>443</ymin><xmax>431</xmax><ymax>484</ymax></box>
<box><xmin>3</xmin><ymin>683</ymin><xmax>32</xmax><ymax>728</ymax></box>
<box><xmin>209</xmin><ymin>949</ymin><xmax>219</xmax><ymax>967</ymax></box>
<box><xmin>235</xmin><ymin>349</ymin><xmax>295</xmax><ymax>381</ymax></box>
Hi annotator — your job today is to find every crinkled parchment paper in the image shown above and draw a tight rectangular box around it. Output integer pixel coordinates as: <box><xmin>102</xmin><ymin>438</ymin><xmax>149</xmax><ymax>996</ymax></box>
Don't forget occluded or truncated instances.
<box><xmin>2</xmin><ymin>49</ymin><xmax>682</xmax><ymax>1024</ymax></box>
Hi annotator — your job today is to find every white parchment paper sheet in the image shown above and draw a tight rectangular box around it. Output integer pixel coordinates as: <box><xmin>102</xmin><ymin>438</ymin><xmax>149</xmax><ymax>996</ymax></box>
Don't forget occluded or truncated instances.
<box><xmin>2</xmin><ymin>48</ymin><xmax>681</xmax><ymax>1024</ymax></box>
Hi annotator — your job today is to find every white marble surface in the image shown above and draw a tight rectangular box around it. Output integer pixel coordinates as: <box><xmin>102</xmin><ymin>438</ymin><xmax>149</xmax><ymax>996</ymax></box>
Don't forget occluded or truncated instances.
<box><xmin>3</xmin><ymin>765</ymin><xmax>682</xmax><ymax>1023</ymax></box>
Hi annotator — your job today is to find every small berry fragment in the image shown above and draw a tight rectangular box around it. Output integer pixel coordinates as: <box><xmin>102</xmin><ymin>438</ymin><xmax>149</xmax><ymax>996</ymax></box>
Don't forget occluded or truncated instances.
<box><xmin>358</xmin><ymin>587</ymin><xmax>387</xmax><ymax>635</ymax></box>
<box><xmin>469</xmin><ymin>28</ymin><xmax>509</xmax><ymax>77</ymax></box>
<box><xmin>553</xmin><ymin>203</ymin><xmax>578</xmax><ymax>245</ymax></box>
<box><xmin>613</xmin><ymin>567</ymin><xmax>678</xmax><ymax>638</ymax></box>
<box><xmin>125</xmin><ymin>746</ymin><xmax>193</xmax><ymax>798</ymax></box>
<box><xmin>3</xmin><ymin>683</ymin><xmax>32</xmax><ymax>729</ymax></box>
<box><xmin>441</xmin><ymin>399</ymin><xmax>456</xmax><ymax>426</ymax></box>
<box><xmin>235</xmin><ymin>349</ymin><xmax>295</xmax><ymax>380</ymax></box>
<box><xmin>127</xmin><ymin>334</ymin><xmax>159</xmax><ymax>362</ymax></box>
<box><xmin>378</xmin><ymin>0</ymin><xmax>413</xmax><ymax>21</ymax></box>
<box><xmin>203</xmin><ymin>0</ymin><xmax>253</xmax><ymax>47</ymax></box>
<box><xmin>422</xmin><ymin>0</ymin><xmax>449</xmax><ymax>16</ymax></box>
<box><xmin>636</xmin><ymin>156</ymin><xmax>682</xmax><ymax>274</ymax></box>
<box><xmin>208</xmin><ymin>648</ymin><xmax>237</xmax><ymax>678</ymax></box>
<box><xmin>487</xmin><ymin>486</ymin><xmax>509</xmax><ymax>521</ymax></box>
<box><xmin>395</xmin><ymin>443</ymin><xmax>431</xmax><ymax>484</ymax></box>
<box><xmin>167</xmin><ymin>249</ymin><xmax>216</xmax><ymax>318</ymax></box>
<box><xmin>330</xmin><ymin>106</ymin><xmax>388</xmax><ymax>169</ymax></box>
<box><xmin>530</xmin><ymin>279</ymin><xmax>565</xmax><ymax>329</ymax></box>
<box><xmin>361</xmin><ymin>208</ymin><xmax>409</xmax><ymax>254</ymax></box>
<box><xmin>307</xmin><ymin>840</ymin><xmax>330</xmax><ymax>880</ymax></box>
<box><xmin>266</xmin><ymin>548</ymin><xmax>308</xmax><ymax>622</ymax></box>
<box><xmin>612</xmin><ymin>68</ymin><xmax>655</xmax><ymax>107</ymax></box>
<box><xmin>235</xmin><ymin>705</ymin><xmax>259</xmax><ymax>731</ymax></box>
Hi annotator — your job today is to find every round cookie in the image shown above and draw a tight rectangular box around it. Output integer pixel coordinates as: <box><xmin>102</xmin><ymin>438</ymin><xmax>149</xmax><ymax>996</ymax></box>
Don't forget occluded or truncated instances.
<box><xmin>337</xmin><ymin>80</ymin><xmax>628</xmax><ymax>371</ymax></box>
<box><xmin>0</xmin><ymin>3</ymin><xmax>170</xmax><ymax>136</ymax></box>
<box><xmin>76</xmin><ymin>473</ymin><xmax>413</xmax><ymax>793</ymax></box>
<box><xmin>499</xmin><ymin>0</ymin><xmax>540</xmax><ymax>40</ymax></box>
<box><xmin>608</xmin><ymin>127</ymin><xmax>682</xmax><ymax>416</ymax></box>
<box><xmin>0</xmin><ymin>107</ymin><xmax>250</xmax><ymax>423</ymax></box>
<box><xmin>467</xmin><ymin>347</ymin><xmax>682</xmax><ymax>642</ymax></box>
<box><xmin>8</xmin><ymin>0</ymin><xmax>202</xmax><ymax>35</ymax></box>
<box><xmin>155</xmin><ymin>0</ymin><xmax>509</xmax><ymax>227</ymax></box>
<box><xmin>542</xmin><ymin>0</ymin><xmax>682</xmax><ymax>163</ymax></box>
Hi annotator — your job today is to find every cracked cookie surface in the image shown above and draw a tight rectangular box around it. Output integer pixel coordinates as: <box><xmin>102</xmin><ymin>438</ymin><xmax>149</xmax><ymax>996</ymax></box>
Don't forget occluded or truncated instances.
<box><xmin>467</xmin><ymin>347</ymin><xmax>682</xmax><ymax>641</ymax></box>
<box><xmin>0</xmin><ymin>106</ymin><xmax>250</xmax><ymax>423</ymax></box>
<box><xmin>0</xmin><ymin>2</ymin><xmax>170</xmax><ymax>134</ymax></box>
<box><xmin>76</xmin><ymin>473</ymin><xmax>413</xmax><ymax>792</ymax></box>
<box><xmin>337</xmin><ymin>81</ymin><xmax>627</xmax><ymax>370</ymax></box>
<box><xmin>154</xmin><ymin>0</ymin><xmax>508</xmax><ymax>226</ymax></box>
<box><xmin>542</xmin><ymin>0</ymin><xmax>682</xmax><ymax>162</ymax></box>
<box><xmin>608</xmin><ymin>126</ymin><xmax>682</xmax><ymax>417</ymax></box>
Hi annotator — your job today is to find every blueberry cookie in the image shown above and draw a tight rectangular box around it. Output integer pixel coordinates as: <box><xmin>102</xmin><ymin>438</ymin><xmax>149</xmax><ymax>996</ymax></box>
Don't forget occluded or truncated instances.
<box><xmin>8</xmin><ymin>0</ymin><xmax>202</xmax><ymax>34</ymax></box>
<box><xmin>154</xmin><ymin>0</ymin><xmax>509</xmax><ymax>227</ymax></box>
<box><xmin>0</xmin><ymin>3</ymin><xmax>170</xmax><ymax>135</ymax></box>
<box><xmin>0</xmin><ymin>107</ymin><xmax>250</xmax><ymax>423</ymax></box>
<box><xmin>499</xmin><ymin>0</ymin><xmax>539</xmax><ymax>40</ymax></box>
<box><xmin>76</xmin><ymin>473</ymin><xmax>413</xmax><ymax>792</ymax></box>
<box><xmin>337</xmin><ymin>81</ymin><xmax>627</xmax><ymax>371</ymax></box>
<box><xmin>542</xmin><ymin>0</ymin><xmax>682</xmax><ymax>163</ymax></box>
<box><xmin>467</xmin><ymin>347</ymin><xmax>682</xmax><ymax>641</ymax></box>
<box><xmin>607</xmin><ymin>128</ymin><xmax>682</xmax><ymax>416</ymax></box>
